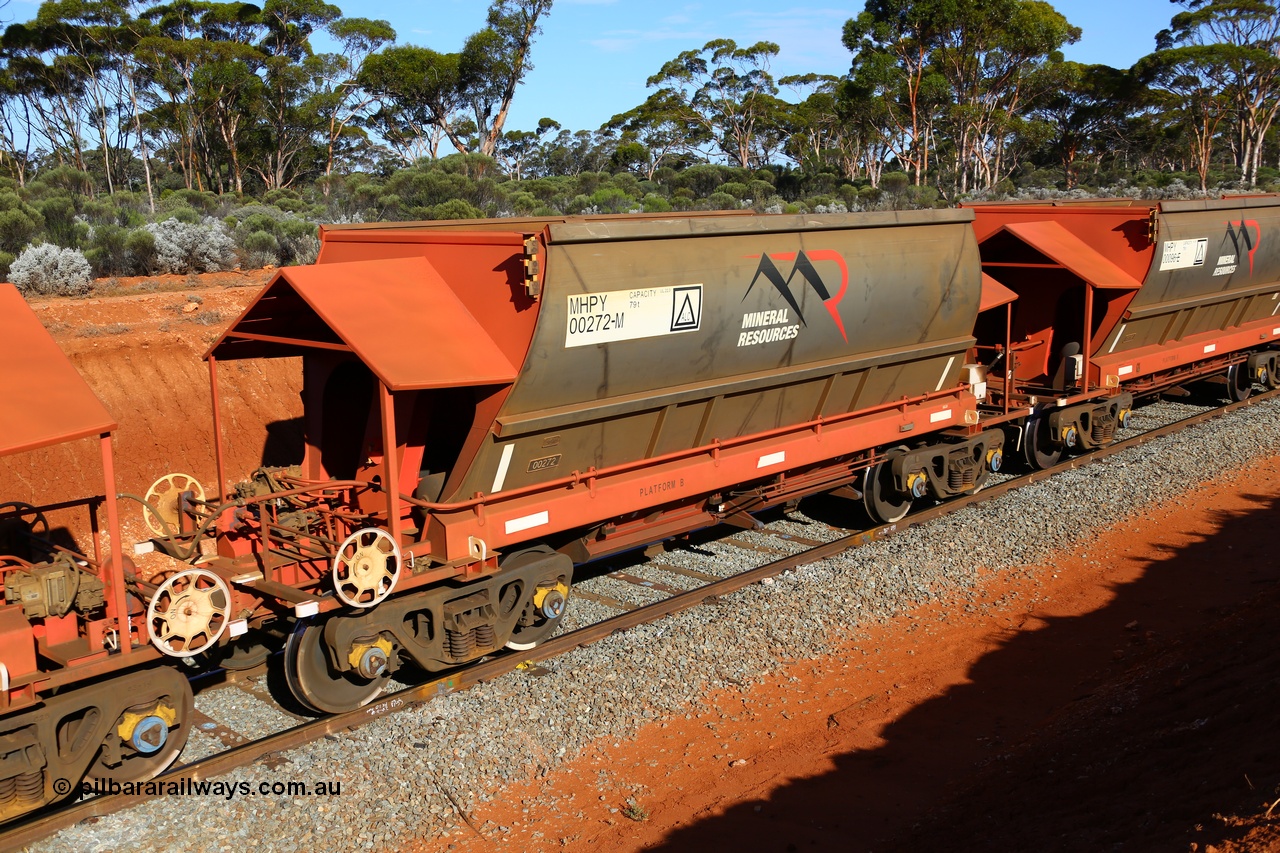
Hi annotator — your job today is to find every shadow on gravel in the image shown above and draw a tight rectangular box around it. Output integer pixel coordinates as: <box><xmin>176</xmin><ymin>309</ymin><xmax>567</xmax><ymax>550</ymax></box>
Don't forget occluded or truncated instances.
<box><xmin>645</xmin><ymin>491</ymin><xmax>1280</xmax><ymax>853</ymax></box>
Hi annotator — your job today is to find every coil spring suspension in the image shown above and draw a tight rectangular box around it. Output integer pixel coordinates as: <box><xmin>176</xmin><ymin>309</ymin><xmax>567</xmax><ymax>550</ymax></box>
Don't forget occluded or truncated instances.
<box><xmin>447</xmin><ymin>624</ymin><xmax>499</xmax><ymax>659</ymax></box>
<box><xmin>1091</xmin><ymin>416</ymin><xmax>1116</xmax><ymax>445</ymax></box>
<box><xmin>446</xmin><ymin>628</ymin><xmax>476</xmax><ymax>659</ymax></box>
<box><xmin>15</xmin><ymin>771</ymin><xmax>41</xmax><ymax>803</ymax></box>
<box><xmin>948</xmin><ymin>458</ymin><xmax>978</xmax><ymax>491</ymax></box>
<box><xmin>0</xmin><ymin>770</ymin><xmax>44</xmax><ymax>805</ymax></box>
<box><xmin>0</xmin><ymin>770</ymin><xmax>42</xmax><ymax>805</ymax></box>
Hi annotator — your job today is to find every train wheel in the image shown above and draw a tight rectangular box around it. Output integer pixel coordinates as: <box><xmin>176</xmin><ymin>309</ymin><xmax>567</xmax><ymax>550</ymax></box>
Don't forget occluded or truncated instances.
<box><xmin>215</xmin><ymin>634</ymin><xmax>275</xmax><ymax>671</ymax></box>
<box><xmin>1023</xmin><ymin>417</ymin><xmax>1063</xmax><ymax>470</ymax></box>
<box><xmin>284</xmin><ymin>619</ymin><xmax>387</xmax><ymax>715</ymax></box>
<box><xmin>861</xmin><ymin>458</ymin><xmax>911</xmax><ymax>525</ymax></box>
<box><xmin>1226</xmin><ymin>363</ymin><xmax>1253</xmax><ymax>402</ymax></box>
<box><xmin>502</xmin><ymin>546</ymin><xmax>573</xmax><ymax>652</ymax></box>
<box><xmin>87</xmin><ymin>667</ymin><xmax>194</xmax><ymax>783</ymax></box>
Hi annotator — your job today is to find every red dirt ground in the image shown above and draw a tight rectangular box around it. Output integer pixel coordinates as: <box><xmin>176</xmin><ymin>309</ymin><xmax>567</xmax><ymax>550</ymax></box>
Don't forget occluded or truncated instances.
<box><xmin>437</xmin><ymin>458</ymin><xmax>1280</xmax><ymax>853</ymax></box>
<box><xmin>8</xmin><ymin>274</ymin><xmax>1280</xmax><ymax>851</ymax></box>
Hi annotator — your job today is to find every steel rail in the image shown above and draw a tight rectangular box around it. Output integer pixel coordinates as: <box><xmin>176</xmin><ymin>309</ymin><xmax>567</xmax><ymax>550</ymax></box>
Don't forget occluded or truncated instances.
<box><xmin>3</xmin><ymin>387</ymin><xmax>1276</xmax><ymax>852</ymax></box>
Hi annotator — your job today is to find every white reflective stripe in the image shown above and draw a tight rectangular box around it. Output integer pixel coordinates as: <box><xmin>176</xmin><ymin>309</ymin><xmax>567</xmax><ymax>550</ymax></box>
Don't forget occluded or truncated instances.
<box><xmin>0</xmin><ymin>662</ymin><xmax>8</xmax><ymax>695</ymax></box>
<box><xmin>133</xmin><ymin>541</ymin><xmax>155</xmax><ymax>555</ymax></box>
<box><xmin>1108</xmin><ymin>324</ymin><xmax>1126</xmax><ymax>354</ymax></box>
<box><xmin>1273</xmin><ymin>326</ymin><xmax>1280</xmax><ymax>336</ymax></box>
<box><xmin>505</xmin><ymin>511</ymin><xmax>549</xmax><ymax>535</ymax></box>
<box><xmin>1272</xmin><ymin>299</ymin><xmax>1280</xmax><ymax>316</ymax></box>
<box><xmin>1204</xmin><ymin>343</ymin><xmax>1217</xmax><ymax>353</ymax></box>
<box><xmin>294</xmin><ymin>601</ymin><xmax>319</xmax><ymax>619</ymax></box>
<box><xmin>930</xmin><ymin>408</ymin><xmax>953</xmax><ymax>424</ymax></box>
<box><xmin>934</xmin><ymin>356</ymin><xmax>956</xmax><ymax>392</ymax></box>
<box><xmin>491</xmin><ymin>443</ymin><xmax>515</xmax><ymax>494</ymax></box>
<box><xmin>757</xmin><ymin>451</ymin><xmax>786</xmax><ymax>468</ymax></box>
<box><xmin>228</xmin><ymin>619</ymin><xmax>248</xmax><ymax>638</ymax></box>
<box><xmin>1117</xmin><ymin>365</ymin><xmax>1133</xmax><ymax>376</ymax></box>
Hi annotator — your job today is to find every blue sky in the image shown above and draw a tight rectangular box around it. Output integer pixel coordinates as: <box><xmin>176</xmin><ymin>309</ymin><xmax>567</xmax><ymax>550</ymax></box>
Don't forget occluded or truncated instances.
<box><xmin>328</xmin><ymin>0</ymin><xmax>1182</xmax><ymax>134</ymax></box>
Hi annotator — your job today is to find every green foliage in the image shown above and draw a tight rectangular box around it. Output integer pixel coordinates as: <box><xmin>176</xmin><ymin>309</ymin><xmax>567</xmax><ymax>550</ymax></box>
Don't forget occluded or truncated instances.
<box><xmin>675</xmin><ymin>164</ymin><xmax>727</xmax><ymax>197</ymax></box>
<box><xmin>85</xmin><ymin>224</ymin><xmax>131</xmax><ymax>277</ymax></box>
<box><xmin>240</xmin><ymin>230</ymin><xmax>281</xmax><ymax>267</ymax></box>
<box><xmin>586</xmin><ymin>187</ymin><xmax>637</xmax><ymax>213</ymax></box>
<box><xmin>640</xmin><ymin>193</ymin><xmax>672</xmax><ymax>212</ymax></box>
<box><xmin>428</xmin><ymin>199</ymin><xmax>483</xmax><ymax>220</ymax></box>
<box><xmin>704</xmin><ymin>191</ymin><xmax>738</xmax><ymax>210</ymax></box>
<box><xmin>0</xmin><ymin>194</ymin><xmax>44</xmax><ymax>254</ymax></box>
<box><xmin>125</xmin><ymin>229</ymin><xmax>157</xmax><ymax>274</ymax></box>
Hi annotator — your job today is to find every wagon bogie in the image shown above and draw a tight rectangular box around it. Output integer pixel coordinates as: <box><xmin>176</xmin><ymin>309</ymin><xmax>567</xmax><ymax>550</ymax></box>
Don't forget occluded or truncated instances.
<box><xmin>283</xmin><ymin>545</ymin><xmax>574</xmax><ymax>713</ymax></box>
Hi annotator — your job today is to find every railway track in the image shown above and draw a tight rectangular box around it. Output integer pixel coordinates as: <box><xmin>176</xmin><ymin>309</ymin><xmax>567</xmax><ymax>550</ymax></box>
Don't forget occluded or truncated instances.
<box><xmin>6</xmin><ymin>388</ymin><xmax>1276</xmax><ymax>852</ymax></box>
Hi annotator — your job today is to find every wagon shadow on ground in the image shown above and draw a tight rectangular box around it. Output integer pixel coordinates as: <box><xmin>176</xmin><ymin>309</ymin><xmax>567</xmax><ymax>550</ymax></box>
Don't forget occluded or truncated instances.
<box><xmin>645</xmin><ymin>492</ymin><xmax>1280</xmax><ymax>853</ymax></box>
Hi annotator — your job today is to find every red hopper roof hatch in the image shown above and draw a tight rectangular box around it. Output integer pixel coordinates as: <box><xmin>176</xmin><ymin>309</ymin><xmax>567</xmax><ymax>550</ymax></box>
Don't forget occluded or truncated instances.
<box><xmin>0</xmin><ymin>284</ymin><xmax>117</xmax><ymax>456</ymax></box>
<box><xmin>207</xmin><ymin>256</ymin><xmax>518</xmax><ymax>390</ymax></box>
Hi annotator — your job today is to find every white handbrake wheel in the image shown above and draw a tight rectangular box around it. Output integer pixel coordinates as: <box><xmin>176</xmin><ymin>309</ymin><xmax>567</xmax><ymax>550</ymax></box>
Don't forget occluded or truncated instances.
<box><xmin>332</xmin><ymin>527</ymin><xmax>401</xmax><ymax>609</ymax></box>
<box><xmin>147</xmin><ymin>568</ymin><xmax>231</xmax><ymax>657</ymax></box>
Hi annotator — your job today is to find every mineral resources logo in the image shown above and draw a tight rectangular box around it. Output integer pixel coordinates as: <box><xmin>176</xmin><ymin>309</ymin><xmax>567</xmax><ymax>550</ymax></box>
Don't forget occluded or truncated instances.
<box><xmin>1224</xmin><ymin>219</ymin><xmax>1260</xmax><ymax>274</ymax></box>
<box><xmin>741</xmin><ymin>249</ymin><xmax>849</xmax><ymax>345</ymax></box>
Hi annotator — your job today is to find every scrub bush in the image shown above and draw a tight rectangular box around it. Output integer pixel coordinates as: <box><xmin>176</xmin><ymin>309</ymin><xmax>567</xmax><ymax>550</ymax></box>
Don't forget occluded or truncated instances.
<box><xmin>9</xmin><ymin>243</ymin><xmax>93</xmax><ymax>295</ymax></box>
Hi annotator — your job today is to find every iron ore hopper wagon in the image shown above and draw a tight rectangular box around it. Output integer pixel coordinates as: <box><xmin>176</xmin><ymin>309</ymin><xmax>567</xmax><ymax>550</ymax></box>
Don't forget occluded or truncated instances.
<box><xmin>965</xmin><ymin>196</ymin><xmax>1280</xmax><ymax>467</ymax></box>
<box><xmin>140</xmin><ymin>209</ymin><xmax>1007</xmax><ymax>715</ymax></box>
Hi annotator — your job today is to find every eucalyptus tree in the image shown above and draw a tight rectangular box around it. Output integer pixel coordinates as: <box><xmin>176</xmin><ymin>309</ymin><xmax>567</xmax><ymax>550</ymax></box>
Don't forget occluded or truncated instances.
<box><xmin>135</xmin><ymin>1</ymin><xmax>264</xmax><ymax>193</ymax></box>
<box><xmin>2</xmin><ymin>13</ymin><xmax>93</xmax><ymax>175</ymax></box>
<box><xmin>359</xmin><ymin>0</ymin><xmax>551</xmax><ymax>160</ymax></box>
<box><xmin>645</xmin><ymin>38</ymin><xmax>783</xmax><ymax>169</ymax></box>
<box><xmin>251</xmin><ymin>0</ymin><xmax>341</xmax><ymax>189</ymax></box>
<box><xmin>603</xmin><ymin>89</ymin><xmax>711</xmax><ymax>179</ymax></box>
<box><xmin>1155</xmin><ymin>0</ymin><xmax>1280</xmax><ymax>187</ymax></box>
<box><xmin>843</xmin><ymin>1</ymin><xmax>950</xmax><ymax>185</ymax></box>
<box><xmin>495</xmin><ymin>115</ymin><xmax>557</xmax><ymax>179</ymax></box>
<box><xmin>929</xmin><ymin>0</ymin><xmax>1080</xmax><ymax>192</ymax></box>
<box><xmin>313</xmin><ymin>15</ymin><xmax>394</xmax><ymax>184</ymax></box>
<box><xmin>777</xmin><ymin>74</ymin><xmax>842</xmax><ymax>172</ymax></box>
<box><xmin>360</xmin><ymin>45</ymin><xmax>468</xmax><ymax>156</ymax></box>
<box><xmin>833</xmin><ymin>77</ymin><xmax>896</xmax><ymax>186</ymax></box>
<box><xmin>1033</xmin><ymin>62</ymin><xmax>1138</xmax><ymax>188</ymax></box>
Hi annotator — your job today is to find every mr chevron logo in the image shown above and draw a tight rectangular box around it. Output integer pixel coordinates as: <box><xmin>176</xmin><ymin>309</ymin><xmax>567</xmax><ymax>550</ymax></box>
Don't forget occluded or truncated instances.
<box><xmin>742</xmin><ymin>250</ymin><xmax>849</xmax><ymax>343</ymax></box>
<box><xmin>1224</xmin><ymin>219</ymin><xmax>1261</xmax><ymax>274</ymax></box>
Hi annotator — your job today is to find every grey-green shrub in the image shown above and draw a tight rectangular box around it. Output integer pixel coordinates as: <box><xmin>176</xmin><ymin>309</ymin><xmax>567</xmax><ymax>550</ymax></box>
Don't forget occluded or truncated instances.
<box><xmin>146</xmin><ymin>217</ymin><xmax>237</xmax><ymax>274</ymax></box>
<box><xmin>9</xmin><ymin>244</ymin><xmax>93</xmax><ymax>296</ymax></box>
